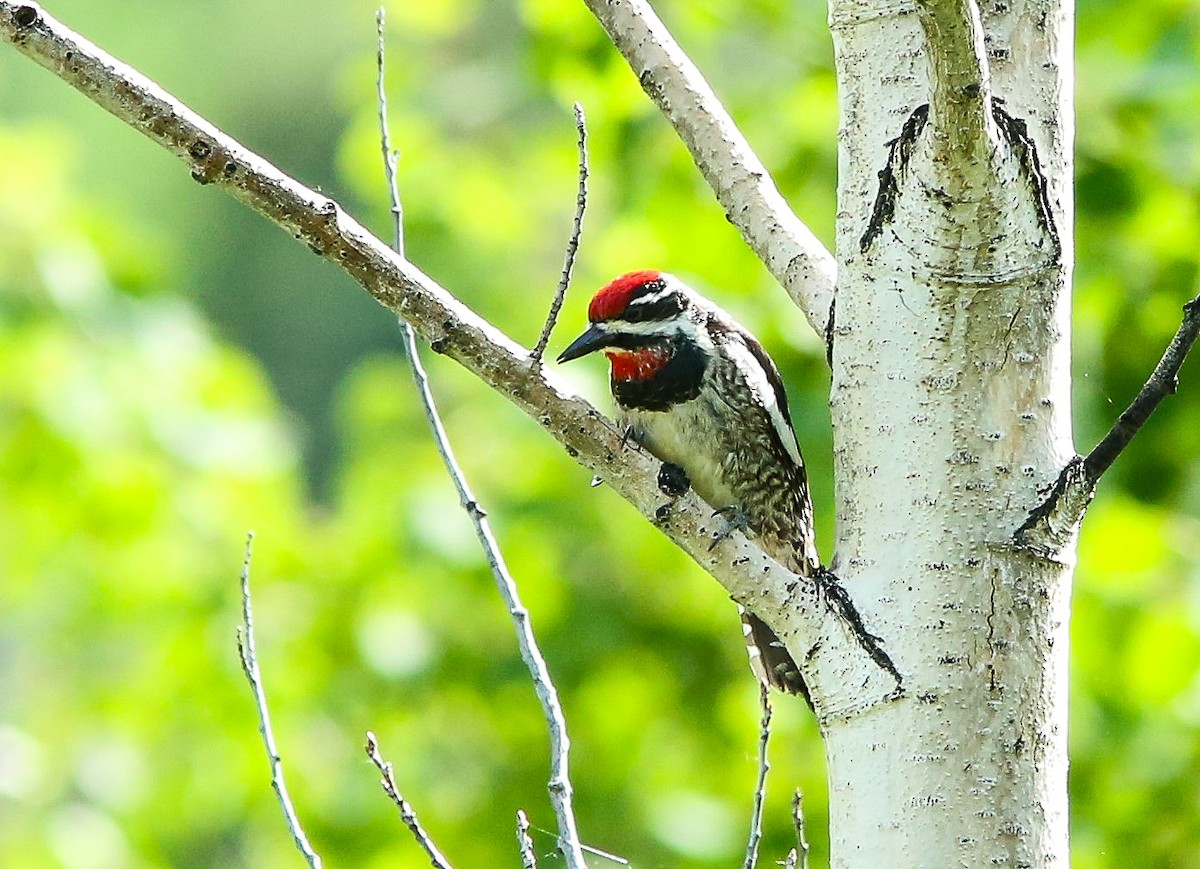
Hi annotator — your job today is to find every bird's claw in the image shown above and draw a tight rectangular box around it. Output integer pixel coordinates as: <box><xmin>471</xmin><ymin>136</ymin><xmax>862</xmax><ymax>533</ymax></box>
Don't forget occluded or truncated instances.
<box><xmin>708</xmin><ymin>504</ymin><xmax>750</xmax><ymax>551</ymax></box>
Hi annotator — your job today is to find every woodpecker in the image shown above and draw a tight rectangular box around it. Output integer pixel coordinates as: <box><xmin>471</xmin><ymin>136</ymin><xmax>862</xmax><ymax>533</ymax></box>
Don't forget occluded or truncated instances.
<box><xmin>558</xmin><ymin>270</ymin><xmax>817</xmax><ymax>698</ymax></box>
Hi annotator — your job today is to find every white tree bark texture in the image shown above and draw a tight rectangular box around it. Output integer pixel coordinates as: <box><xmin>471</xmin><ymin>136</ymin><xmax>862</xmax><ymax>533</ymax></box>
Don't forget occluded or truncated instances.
<box><xmin>826</xmin><ymin>0</ymin><xmax>1074</xmax><ymax>865</ymax></box>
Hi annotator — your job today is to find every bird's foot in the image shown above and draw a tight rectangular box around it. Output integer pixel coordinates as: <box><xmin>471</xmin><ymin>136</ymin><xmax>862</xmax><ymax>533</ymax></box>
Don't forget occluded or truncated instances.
<box><xmin>708</xmin><ymin>504</ymin><xmax>751</xmax><ymax>551</ymax></box>
<box><xmin>657</xmin><ymin>462</ymin><xmax>690</xmax><ymax>497</ymax></box>
<box><xmin>653</xmin><ymin>462</ymin><xmax>690</xmax><ymax>522</ymax></box>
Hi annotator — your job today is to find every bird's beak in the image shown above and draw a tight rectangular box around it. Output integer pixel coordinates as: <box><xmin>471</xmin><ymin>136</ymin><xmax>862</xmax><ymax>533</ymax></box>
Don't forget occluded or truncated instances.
<box><xmin>557</xmin><ymin>324</ymin><xmax>611</xmax><ymax>363</ymax></box>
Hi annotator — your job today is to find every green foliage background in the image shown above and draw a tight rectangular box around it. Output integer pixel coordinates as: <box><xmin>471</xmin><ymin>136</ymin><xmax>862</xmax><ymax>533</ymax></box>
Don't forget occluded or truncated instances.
<box><xmin>0</xmin><ymin>0</ymin><xmax>1197</xmax><ymax>866</ymax></box>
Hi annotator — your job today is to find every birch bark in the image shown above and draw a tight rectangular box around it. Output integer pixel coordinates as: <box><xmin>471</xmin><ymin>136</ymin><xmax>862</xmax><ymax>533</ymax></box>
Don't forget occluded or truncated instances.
<box><xmin>823</xmin><ymin>0</ymin><xmax>1074</xmax><ymax>864</ymax></box>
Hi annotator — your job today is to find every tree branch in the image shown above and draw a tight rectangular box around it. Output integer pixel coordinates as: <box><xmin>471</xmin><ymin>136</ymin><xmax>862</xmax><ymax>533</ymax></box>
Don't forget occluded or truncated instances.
<box><xmin>1083</xmin><ymin>294</ymin><xmax>1200</xmax><ymax>481</ymax></box>
<box><xmin>580</xmin><ymin>0</ymin><xmax>836</xmax><ymax>337</ymax></box>
<box><xmin>375</xmin><ymin>16</ymin><xmax>585</xmax><ymax>866</ymax></box>
<box><xmin>235</xmin><ymin>533</ymin><xmax>324</xmax><ymax>869</ymax></box>
<box><xmin>375</xmin><ymin>9</ymin><xmax>403</xmax><ymax>254</ymax></box>
<box><xmin>860</xmin><ymin>1</ymin><xmax>1058</xmax><ymax>282</ymax></box>
<box><xmin>0</xmin><ymin>1</ymin><xmax>896</xmax><ymax>720</ymax></box>
<box><xmin>364</xmin><ymin>731</ymin><xmax>456</xmax><ymax>869</ymax></box>
<box><xmin>531</xmin><ymin>102</ymin><xmax>588</xmax><ymax>366</ymax></box>
<box><xmin>914</xmin><ymin>0</ymin><xmax>995</xmax><ymax>163</ymax></box>
<box><xmin>516</xmin><ymin>810</ymin><xmax>539</xmax><ymax>869</ymax></box>
<box><xmin>1016</xmin><ymin>293</ymin><xmax>1200</xmax><ymax>555</ymax></box>
<box><xmin>742</xmin><ymin>684</ymin><xmax>773</xmax><ymax>869</ymax></box>
<box><xmin>791</xmin><ymin>789</ymin><xmax>811</xmax><ymax>869</ymax></box>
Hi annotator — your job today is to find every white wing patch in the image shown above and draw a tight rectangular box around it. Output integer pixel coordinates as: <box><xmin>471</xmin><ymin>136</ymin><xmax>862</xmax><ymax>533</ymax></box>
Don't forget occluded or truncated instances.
<box><xmin>723</xmin><ymin>335</ymin><xmax>803</xmax><ymax>467</ymax></box>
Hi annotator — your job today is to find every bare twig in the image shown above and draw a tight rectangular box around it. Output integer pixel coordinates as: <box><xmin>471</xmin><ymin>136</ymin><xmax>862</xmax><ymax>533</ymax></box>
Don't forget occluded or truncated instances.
<box><xmin>375</xmin><ymin>15</ymin><xmax>586</xmax><ymax>868</ymax></box>
<box><xmin>528</xmin><ymin>821</ymin><xmax>631</xmax><ymax>866</ymax></box>
<box><xmin>531</xmin><ymin>102</ymin><xmax>589</xmax><ymax>366</ymax></box>
<box><xmin>0</xmin><ymin>1</ymin><xmax>899</xmax><ymax>718</ymax></box>
<box><xmin>375</xmin><ymin>8</ymin><xmax>402</xmax><ymax>254</ymax></box>
<box><xmin>1017</xmin><ymin>292</ymin><xmax>1200</xmax><ymax>553</ymax></box>
<box><xmin>580</xmin><ymin>0</ymin><xmax>836</xmax><ymax>336</ymax></box>
<box><xmin>792</xmin><ymin>789</ymin><xmax>811</xmax><ymax>869</ymax></box>
<box><xmin>516</xmin><ymin>810</ymin><xmax>538</xmax><ymax>869</ymax></box>
<box><xmin>235</xmin><ymin>532</ymin><xmax>324</xmax><ymax>869</ymax></box>
<box><xmin>743</xmin><ymin>684</ymin><xmax>773</xmax><ymax>869</ymax></box>
<box><xmin>364</xmin><ymin>731</ymin><xmax>456</xmax><ymax>869</ymax></box>
<box><xmin>1083</xmin><ymin>293</ymin><xmax>1200</xmax><ymax>481</ymax></box>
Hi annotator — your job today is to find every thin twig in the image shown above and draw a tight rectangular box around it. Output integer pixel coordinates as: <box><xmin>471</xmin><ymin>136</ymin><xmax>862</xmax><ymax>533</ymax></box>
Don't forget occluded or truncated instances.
<box><xmin>376</xmin><ymin>8</ymin><xmax>402</xmax><ymax>254</ymax></box>
<box><xmin>1017</xmin><ymin>292</ymin><xmax>1200</xmax><ymax>552</ymax></box>
<box><xmin>1083</xmin><ymin>293</ymin><xmax>1200</xmax><ymax>482</ymax></box>
<box><xmin>364</xmin><ymin>732</ymin><xmax>456</xmax><ymax>869</ymax></box>
<box><xmin>791</xmin><ymin>789</ymin><xmax>810</xmax><ymax>869</ymax></box>
<box><xmin>374</xmin><ymin>15</ymin><xmax>587</xmax><ymax>868</ymax></box>
<box><xmin>743</xmin><ymin>684</ymin><xmax>773</xmax><ymax>869</ymax></box>
<box><xmin>517</xmin><ymin>810</ymin><xmax>539</xmax><ymax>869</ymax></box>
<box><xmin>528</xmin><ymin>821</ymin><xmax>631</xmax><ymax>866</ymax></box>
<box><xmin>531</xmin><ymin>102</ymin><xmax>589</xmax><ymax>365</ymax></box>
<box><xmin>236</xmin><ymin>532</ymin><xmax>324</xmax><ymax>869</ymax></box>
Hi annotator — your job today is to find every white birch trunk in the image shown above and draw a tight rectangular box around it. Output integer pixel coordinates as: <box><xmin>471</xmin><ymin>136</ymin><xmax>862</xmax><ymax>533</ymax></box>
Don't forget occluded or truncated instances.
<box><xmin>821</xmin><ymin>0</ymin><xmax>1075</xmax><ymax>864</ymax></box>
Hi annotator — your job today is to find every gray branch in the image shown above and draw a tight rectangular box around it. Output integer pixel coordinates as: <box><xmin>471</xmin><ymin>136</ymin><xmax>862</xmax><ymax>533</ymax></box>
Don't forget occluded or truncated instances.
<box><xmin>791</xmin><ymin>789</ymin><xmax>811</xmax><ymax>869</ymax></box>
<box><xmin>742</xmin><ymin>685</ymin><xmax>773</xmax><ymax>869</ymax></box>
<box><xmin>516</xmin><ymin>811</ymin><xmax>539</xmax><ymax>869</ymax></box>
<box><xmin>364</xmin><ymin>731</ymin><xmax>456</xmax><ymax>869</ymax></box>
<box><xmin>0</xmin><ymin>1</ymin><xmax>897</xmax><ymax>720</ymax></box>
<box><xmin>375</xmin><ymin>14</ymin><xmax>585</xmax><ymax>866</ymax></box>
<box><xmin>914</xmin><ymin>0</ymin><xmax>996</xmax><ymax>163</ymax></box>
<box><xmin>236</xmin><ymin>533</ymin><xmax>324</xmax><ymax>869</ymax></box>
<box><xmin>531</xmin><ymin>102</ymin><xmax>589</xmax><ymax>366</ymax></box>
<box><xmin>580</xmin><ymin>0</ymin><xmax>836</xmax><ymax>337</ymax></box>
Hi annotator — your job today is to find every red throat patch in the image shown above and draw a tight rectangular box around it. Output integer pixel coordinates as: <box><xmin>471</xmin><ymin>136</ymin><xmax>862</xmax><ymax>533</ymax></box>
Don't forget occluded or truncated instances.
<box><xmin>588</xmin><ymin>270</ymin><xmax>663</xmax><ymax>322</ymax></box>
<box><xmin>605</xmin><ymin>346</ymin><xmax>670</xmax><ymax>382</ymax></box>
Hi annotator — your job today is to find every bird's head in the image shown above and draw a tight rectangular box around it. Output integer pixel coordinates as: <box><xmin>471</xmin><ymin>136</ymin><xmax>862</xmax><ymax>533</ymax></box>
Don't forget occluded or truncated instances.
<box><xmin>557</xmin><ymin>270</ymin><xmax>703</xmax><ymax>383</ymax></box>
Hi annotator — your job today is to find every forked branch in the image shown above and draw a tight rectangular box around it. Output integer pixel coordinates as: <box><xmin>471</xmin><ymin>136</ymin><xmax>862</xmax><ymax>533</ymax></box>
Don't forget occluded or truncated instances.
<box><xmin>581</xmin><ymin>0</ymin><xmax>836</xmax><ymax>336</ymax></box>
<box><xmin>863</xmin><ymin>1</ymin><xmax>1058</xmax><ymax>279</ymax></box>
<box><xmin>914</xmin><ymin>0</ymin><xmax>995</xmax><ymax>161</ymax></box>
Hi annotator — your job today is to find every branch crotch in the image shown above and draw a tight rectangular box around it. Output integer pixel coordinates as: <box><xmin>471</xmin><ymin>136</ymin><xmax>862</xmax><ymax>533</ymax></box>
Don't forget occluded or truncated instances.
<box><xmin>860</xmin><ymin>99</ymin><xmax>1060</xmax><ymax>285</ymax></box>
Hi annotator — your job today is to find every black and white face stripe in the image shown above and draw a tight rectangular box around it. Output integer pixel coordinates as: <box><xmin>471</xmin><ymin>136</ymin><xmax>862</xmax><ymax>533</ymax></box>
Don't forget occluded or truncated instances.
<box><xmin>620</xmin><ymin>282</ymin><xmax>688</xmax><ymax>324</ymax></box>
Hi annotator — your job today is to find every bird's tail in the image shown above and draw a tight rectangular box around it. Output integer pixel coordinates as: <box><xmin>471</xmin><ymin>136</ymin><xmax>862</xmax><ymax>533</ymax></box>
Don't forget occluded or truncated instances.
<box><xmin>741</xmin><ymin>609</ymin><xmax>811</xmax><ymax>706</ymax></box>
